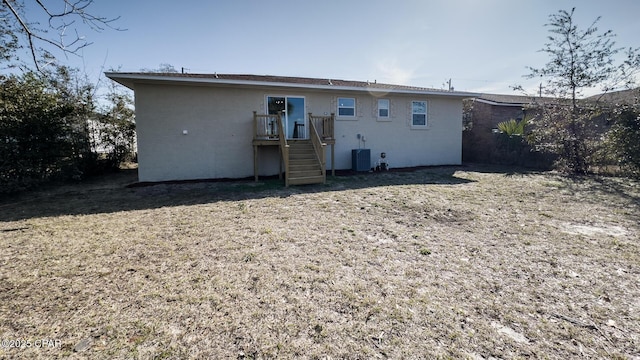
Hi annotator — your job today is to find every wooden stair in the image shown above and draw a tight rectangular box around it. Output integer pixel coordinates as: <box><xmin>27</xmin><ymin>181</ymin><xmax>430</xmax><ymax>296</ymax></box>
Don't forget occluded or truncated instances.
<box><xmin>287</xmin><ymin>140</ymin><xmax>325</xmax><ymax>185</ymax></box>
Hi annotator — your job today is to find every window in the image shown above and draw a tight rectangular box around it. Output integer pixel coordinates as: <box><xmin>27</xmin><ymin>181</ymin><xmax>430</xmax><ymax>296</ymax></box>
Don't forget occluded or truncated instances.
<box><xmin>412</xmin><ymin>101</ymin><xmax>427</xmax><ymax>127</ymax></box>
<box><xmin>338</xmin><ymin>97</ymin><xmax>356</xmax><ymax>117</ymax></box>
<box><xmin>378</xmin><ymin>99</ymin><xmax>390</xmax><ymax>119</ymax></box>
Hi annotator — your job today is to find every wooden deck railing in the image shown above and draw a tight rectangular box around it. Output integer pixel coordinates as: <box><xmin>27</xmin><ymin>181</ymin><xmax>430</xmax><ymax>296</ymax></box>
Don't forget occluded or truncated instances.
<box><xmin>309</xmin><ymin>119</ymin><xmax>326</xmax><ymax>183</ymax></box>
<box><xmin>253</xmin><ymin>111</ymin><xmax>280</xmax><ymax>139</ymax></box>
<box><xmin>253</xmin><ymin>111</ymin><xmax>289</xmax><ymax>185</ymax></box>
<box><xmin>308</xmin><ymin>113</ymin><xmax>335</xmax><ymax>140</ymax></box>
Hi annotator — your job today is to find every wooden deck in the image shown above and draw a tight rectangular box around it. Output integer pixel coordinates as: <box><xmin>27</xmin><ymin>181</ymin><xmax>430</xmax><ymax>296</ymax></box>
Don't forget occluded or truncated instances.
<box><xmin>252</xmin><ymin>112</ymin><xmax>335</xmax><ymax>186</ymax></box>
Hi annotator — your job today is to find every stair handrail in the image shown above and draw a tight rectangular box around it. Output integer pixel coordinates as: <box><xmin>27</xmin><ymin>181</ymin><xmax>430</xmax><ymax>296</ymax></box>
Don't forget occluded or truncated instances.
<box><xmin>276</xmin><ymin>112</ymin><xmax>290</xmax><ymax>186</ymax></box>
<box><xmin>308</xmin><ymin>115</ymin><xmax>326</xmax><ymax>183</ymax></box>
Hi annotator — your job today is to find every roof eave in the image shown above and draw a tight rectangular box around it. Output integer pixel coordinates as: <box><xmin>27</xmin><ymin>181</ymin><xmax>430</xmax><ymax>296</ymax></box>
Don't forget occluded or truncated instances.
<box><xmin>104</xmin><ymin>72</ymin><xmax>479</xmax><ymax>97</ymax></box>
<box><xmin>474</xmin><ymin>98</ymin><xmax>529</xmax><ymax>107</ymax></box>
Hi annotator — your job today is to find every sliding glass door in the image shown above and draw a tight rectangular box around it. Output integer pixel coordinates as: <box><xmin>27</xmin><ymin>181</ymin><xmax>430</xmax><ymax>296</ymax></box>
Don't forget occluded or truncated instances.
<box><xmin>267</xmin><ymin>96</ymin><xmax>306</xmax><ymax>139</ymax></box>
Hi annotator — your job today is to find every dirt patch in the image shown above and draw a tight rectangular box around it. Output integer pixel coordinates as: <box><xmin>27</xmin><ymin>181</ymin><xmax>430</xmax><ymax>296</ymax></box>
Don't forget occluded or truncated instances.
<box><xmin>1</xmin><ymin>165</ymin><xmax>639</xmax><ymax>359</ymax></box>
<box><xmin>561</xmin><ymin>223</ymin><xmax>629</xmax><ymax>237</ymax></box>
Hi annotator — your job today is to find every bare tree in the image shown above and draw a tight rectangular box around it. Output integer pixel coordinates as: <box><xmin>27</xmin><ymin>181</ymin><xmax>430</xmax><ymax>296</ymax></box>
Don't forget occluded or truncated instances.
<box><xmin>524</xmin><ymin>8</ymin><xmax>640</xmax><ymax>109</ymax></box>
<box><xmin>141</xmin><ymin>63</ymin><xmax>180</xmax><ymax>73</ymax></box>
<box><xmin>0</xmin><ymin>0</ymin><xmax>122</xmax><ymax>70</ymax></box>
<box><xmin>519</xmin><ymin>8</ymin><xmax>640</xmax><ymax>174</ymax></box>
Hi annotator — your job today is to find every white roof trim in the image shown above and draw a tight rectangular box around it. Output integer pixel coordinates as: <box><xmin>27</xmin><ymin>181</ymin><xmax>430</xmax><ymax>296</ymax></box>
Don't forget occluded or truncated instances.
<box><xmin>474</xmin><ymin>98</ymin><xmax>530</xmax><ymax>107</ymax></box>
<box><xmin>105</xmin><ymin>72</ymin><xmax>479</xmax><ymax>98</ymax></box>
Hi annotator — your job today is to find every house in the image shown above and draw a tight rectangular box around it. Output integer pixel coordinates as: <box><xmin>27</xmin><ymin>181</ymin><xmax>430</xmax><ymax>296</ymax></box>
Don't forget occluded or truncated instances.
<box><xmin>463</xmin><ymin>94</ymin><xmax>532</xmax><ymax>163</ymax></box>
<box><xmin>585</xmin><ymin>88</ymin><xmax>640</xmax><ymax>106</ymax></box>
<box><xmin>462</xmin><ymin>94</ymin><xmax>557</xmax><ymax>164</ymax></box>
<box><xmin>105</xmin><ymin>72</ymin><xmax>476</xmax><ymax>185</ymax></box>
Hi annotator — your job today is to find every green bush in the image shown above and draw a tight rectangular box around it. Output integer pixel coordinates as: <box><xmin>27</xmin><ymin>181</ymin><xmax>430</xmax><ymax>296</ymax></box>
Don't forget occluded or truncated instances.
<box><xmin>0</xmin><ymin>67</ymin><xmax>135</xmax><ymax>194</ymax></box>
<box><xmin>0</xmin><ymin>72</ymin><xmax>80</xmax><ymax>193</ymax></box>
<box><xmin>497</xmin><ymin>116</ymin><xmax>529</xmax><ymax>136</ymax></box>
<box><xmin>603</xmin><ymin>107</ymin><xmax>640</xmax><ymax>177</ymax></box>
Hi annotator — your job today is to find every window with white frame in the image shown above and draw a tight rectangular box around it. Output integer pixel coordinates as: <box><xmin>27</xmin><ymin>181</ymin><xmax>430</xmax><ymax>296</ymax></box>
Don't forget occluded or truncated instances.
<box><xmin>411</xmin><ymin>100</ymin><xmax>427</xmax><ymax>127</ymax></box>
<box><xmin>378</xmin><ymin>99</ymin><xmax>390</xmax><ymax>119</ymax></box>
<box><xmin>337</xmin><ymin>97</ymin><xmax>356</xmax><ymax>117</ymax></box>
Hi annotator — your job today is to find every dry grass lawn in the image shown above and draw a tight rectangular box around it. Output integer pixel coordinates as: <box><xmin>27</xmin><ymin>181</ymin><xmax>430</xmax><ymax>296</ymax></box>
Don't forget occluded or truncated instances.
<box><xmin>1</xmin><ymin>165</ymin><xmax>639</xmax><ymax>359</ymax></box>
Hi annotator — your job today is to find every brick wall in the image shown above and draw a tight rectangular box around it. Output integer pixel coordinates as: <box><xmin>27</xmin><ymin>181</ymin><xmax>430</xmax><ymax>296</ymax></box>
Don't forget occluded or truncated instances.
<box><xmin>463</xmin><ymin>100</ymin><xmax>524</xmax><ymax>163</ymax></box>
<box><xmin>463</xmin><ymin>100</ymin><xmax>552</xmax><ymax>167</ymax></box>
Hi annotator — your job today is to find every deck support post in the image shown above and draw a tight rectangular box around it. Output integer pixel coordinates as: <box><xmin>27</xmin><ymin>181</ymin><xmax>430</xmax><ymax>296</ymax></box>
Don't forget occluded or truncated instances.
<box><xmin>278</xmin><ymin>145</ymin><xmax>283</xmax><ymax>180</ymax></box>
<box><xmin>253</xmin><ymin>145</ymin><xmax>258</xmax><ymax>182</ymax></box>
<box><xmin>331</xmin><ymin>144</ymin><xmax>335</xmax><ymax>177</ymax></box>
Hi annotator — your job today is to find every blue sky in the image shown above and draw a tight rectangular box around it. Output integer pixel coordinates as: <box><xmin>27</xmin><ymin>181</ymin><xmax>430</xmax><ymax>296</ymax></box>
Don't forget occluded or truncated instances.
<box><xmin>20</xmin><ymin>0</ymin><xmax>640</xmax><ymax>96</ymax></box>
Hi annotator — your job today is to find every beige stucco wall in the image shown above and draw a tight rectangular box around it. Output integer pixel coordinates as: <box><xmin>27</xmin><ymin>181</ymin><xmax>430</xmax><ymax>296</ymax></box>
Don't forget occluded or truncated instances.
<box><xmin>308</xmin><ymin>93</ymin><xmax>463</xmax><ymax>170</ymax></box>
<box><xmin>134</xmin><ymin>82</ymin><xmax>462</xmax><ymax>182</ymax></box>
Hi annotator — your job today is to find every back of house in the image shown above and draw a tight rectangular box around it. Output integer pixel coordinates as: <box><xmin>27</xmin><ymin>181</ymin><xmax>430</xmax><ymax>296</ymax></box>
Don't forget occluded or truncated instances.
<box><xmin>106</xmin><ymin>72</ymin><xmax>476</xmax><ymax>183</ymax></box>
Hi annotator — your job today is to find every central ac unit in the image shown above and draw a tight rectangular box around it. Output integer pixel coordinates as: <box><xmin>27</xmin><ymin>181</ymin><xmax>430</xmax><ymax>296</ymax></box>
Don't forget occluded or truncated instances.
<box><xmin>352</xmin><ymin>149</ymin><xmax>371</xmax><ymax>172</ymax></box>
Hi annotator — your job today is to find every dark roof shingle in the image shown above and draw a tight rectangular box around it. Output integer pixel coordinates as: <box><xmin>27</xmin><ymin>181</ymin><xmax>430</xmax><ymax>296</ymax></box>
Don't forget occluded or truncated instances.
<box><xmin>585</xmin><ymin>88</ymin><xmax>640</xmax><ymax>105</ymax></box>
<box><xmin>106</xmin><ymin>72</ymin><xmax>478</xmax><ymax>96</ymax></box>
<box><xmin>475</xmin><ymin>93</ymin><xmax>558</xmax><ymax>106</ymax></box>
<box><xmin>133</xmin><ymin>72</ymin><xmax>448</xmax><ymax>92</ymax></box>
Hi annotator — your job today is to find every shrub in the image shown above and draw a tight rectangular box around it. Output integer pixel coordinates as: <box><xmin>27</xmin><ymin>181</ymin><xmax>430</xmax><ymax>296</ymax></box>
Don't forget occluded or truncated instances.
<box><xmin>0</xmin><ymin>72</ymin><xmax>81</xmax><ymax>193</ymax></box>
<box><xmin>497</xmin><ymin>116</ymin><xmax>529</xmax><ymax>136</ymax></box>
<box><xmin>603</xmin><ymin>107</ymin><xmax>640</xmax><ymax>177</ymax></box>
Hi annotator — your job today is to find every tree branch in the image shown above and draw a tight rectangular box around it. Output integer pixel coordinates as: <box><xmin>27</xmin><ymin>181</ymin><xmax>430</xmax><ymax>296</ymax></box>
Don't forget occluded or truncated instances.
<box><xmin>1</xmin><ymin>0</ymin><xmax>124</xmax><ymax>71</ymax></box>
<box><xmin>2</xmin><ymin>0</ymin><xmax>40</xmax><ymax>70</ymax></box>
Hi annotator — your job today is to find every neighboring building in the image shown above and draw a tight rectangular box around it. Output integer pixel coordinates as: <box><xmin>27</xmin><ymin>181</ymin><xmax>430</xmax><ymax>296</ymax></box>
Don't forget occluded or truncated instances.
<box><xmin>585</xmin><ymin>88</ymin><xmax>640</xmax><ymax>106</ymax></box>
<box><xmin>463</xmin><ymin>94</ymin><xmax>554</xmax><ymax>163</ymax></box>
<box><xmin>105</xmin><ymin>73</ymin><xmax>476</xmax><ymax>184</ymax></box>
<box><xmin>463</xmin><ymin>90</ymin><xmax>640</xmax><ymax>167</ymax></box>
